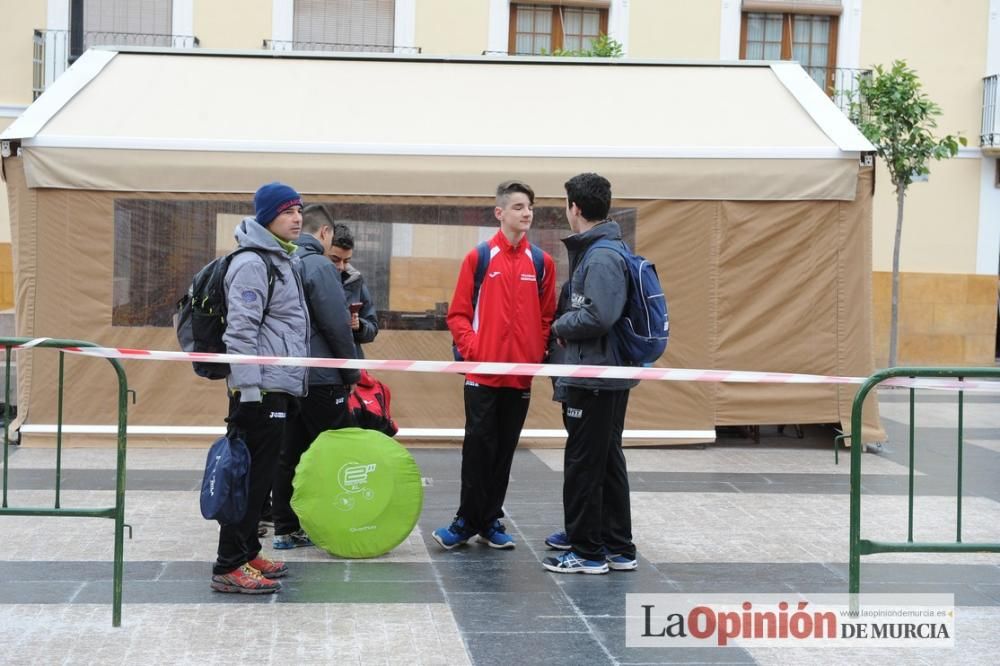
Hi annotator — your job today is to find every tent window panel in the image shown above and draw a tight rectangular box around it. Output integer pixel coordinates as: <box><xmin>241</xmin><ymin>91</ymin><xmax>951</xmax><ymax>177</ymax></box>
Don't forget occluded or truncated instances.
<box><xmin>740</xmin><ymin>11</ymin><xmax>837</xmax><ymax>94</ymax></box>
<box><xmin>293</xmin><ymin>0</ymin><xmax>395</xmax><ymax>51</ymax></box>
<box><xmin>82</xmin><ymin>0</ymin><xmax>173</xmax><ymax>48</ymax></box>
<box><xmin>509</xmin><ymin>3</ymin><xmax>608</xmax><ymax>55</ymax></box>
<box><xmin>110</xmin><ymin>199</ymin><xmax>635</xmax><ymax>330</ymax></box>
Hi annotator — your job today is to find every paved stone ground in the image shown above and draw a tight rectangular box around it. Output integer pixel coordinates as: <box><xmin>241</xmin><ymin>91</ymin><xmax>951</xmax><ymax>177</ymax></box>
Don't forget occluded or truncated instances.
<box><xmin>1</xmin><ymin>388</ymin><xmax>998</xmax><ymax>664</ymax></box>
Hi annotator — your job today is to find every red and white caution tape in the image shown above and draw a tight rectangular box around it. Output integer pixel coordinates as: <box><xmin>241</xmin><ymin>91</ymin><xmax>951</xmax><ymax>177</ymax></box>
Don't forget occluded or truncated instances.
<box><xmin>4</xmin><ymin>340</ymin><xmax>993</xmax><ymax>393</ymax></box>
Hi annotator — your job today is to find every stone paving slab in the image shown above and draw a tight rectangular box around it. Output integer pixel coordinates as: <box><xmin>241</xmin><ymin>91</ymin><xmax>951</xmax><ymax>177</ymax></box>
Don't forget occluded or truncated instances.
<box><xmin>532</xmin><ymin>445</ymin><xmax>919</xmax><ymax>476</ymax></box>
<box><xmin>0</xmin><ymin>603</ymin><xmax>468</xmax><ymax>666</ymax></box>
<box><xmin>2</xmin><ymin>406</ymin><xmax>999</xmax><ymax>664</ymax></box>
<box><xmin>1</xmin><ymin>447</ymin><xmax>210</xmax><ymax>470</ymax></box>
<box><xmin>748</xmin><ymin>606</ymin><xmax>999</xmax><ymax>666</ymax></box>
<box><xmin>11</xmin><ymin>487</ymin><xmax>998</xmax><ymax>566</ymax></box>
<box><xmin>878</xmin><ymin>399</ymin><xmax>1000</xmax><ymax>428</ymax></box>
<box><xmin>966</xmin><ymin>439</ymin><xmax>1000</xmax><ymax>454</ymax></box>
<box><xmin>632</xmin><ymin>491</ymin><xmax>1000</xmax><ymax>565</ymax></box>
<box><xmin>0</xmin><ymin>489</ymin><xmax>430</xmax><ymax>563</ymax></box>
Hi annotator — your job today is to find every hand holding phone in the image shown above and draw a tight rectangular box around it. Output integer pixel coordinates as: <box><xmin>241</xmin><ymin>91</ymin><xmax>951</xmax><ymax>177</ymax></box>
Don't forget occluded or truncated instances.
<box><xmin>349</xmin><ymin>302</ymin><xmax>362</xmax><ymax>330</ymax></box>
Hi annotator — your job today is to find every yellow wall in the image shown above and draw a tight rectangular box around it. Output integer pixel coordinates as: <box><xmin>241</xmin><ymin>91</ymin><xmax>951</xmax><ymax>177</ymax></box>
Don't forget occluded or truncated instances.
<box><xmin>629</xmin><ymin>0</ymin><xmax>721</xmax><ymax>59</ymax></box>
<box><xmin>415</xmin><ymin>0</ymin><xmax>489</xmax><ymax>56</ymax></box>
<box><xmin>194</xmin><ymin>0</ymin><xmax>272</xmax><ymax>50</ymax></box>
<box><xmin>859</xmin><ymin>0</ymin><xmax>986</xmax><ymax>137</ymax></box>
<box><xmin>873</xmin><ymin>272</ymin><xmax>996</xmax><ymax>366</ymax></box>
<box><xmin>870</xmin><ymin>158</ymin><xmax>983</xmax><ymax>274</ymax></box>
<box><xmin>860</xmin><ymin>0</ymin><xmax>988</xmax><ymax>279</ymax></box>
<box><xmin>865</xmin><ymin>0</ymin><xmax>995</xmax><ymax>364</ymax></box>
<box><xmin>0</xmin><ymin>0</ymin><xmax>48</xmax><ymax>107</ymax></box>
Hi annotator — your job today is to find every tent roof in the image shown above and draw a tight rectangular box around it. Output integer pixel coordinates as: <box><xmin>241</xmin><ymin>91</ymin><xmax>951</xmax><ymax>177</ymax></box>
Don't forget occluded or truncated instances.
<box><xmin>2</xmin><ymin>49</ymin><xmax>873</xmax><ymax>199</ymax></box>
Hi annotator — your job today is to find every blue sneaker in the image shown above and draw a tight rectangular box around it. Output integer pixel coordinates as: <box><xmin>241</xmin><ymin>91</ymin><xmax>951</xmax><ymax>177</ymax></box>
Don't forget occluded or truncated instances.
<box><xmin>542</xmin><ymin>551</ymin><xmax>609</xmax><ymax>574</ymax></box>
<box><xmin>544</xmin><ymin>531</ymin><xmax>572</xmax><ymax>550</ymax></box>
<box><xmin>432</xmin><ymin>517</ymin><xmax>474</xmax><ymax>550</ymax></box>
<box><xmin>272</xmin><ymin>529</ymin><xmax>313</xmax><ymax>550</ymax></box>
<box><xmin>606</xmin><ymin>553</ymin><xmax>638</xmax><ymax>571</ymax></box>
<box><xmin>478</xmin><ymin>520</ymin><xmax>515</xmax><ymax>549</ymax></box>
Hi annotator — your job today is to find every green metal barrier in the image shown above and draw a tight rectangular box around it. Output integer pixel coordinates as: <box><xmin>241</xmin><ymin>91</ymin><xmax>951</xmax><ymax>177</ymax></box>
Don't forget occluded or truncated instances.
<box><xmin>849</xmin><ymin>366</ymin><xmax>1000</xmax><ymax>594</ymax></box>
<box><xmin>0</xmin><ymin>338</ymin><xmax>129</xmax><ymax>626</ymax></box>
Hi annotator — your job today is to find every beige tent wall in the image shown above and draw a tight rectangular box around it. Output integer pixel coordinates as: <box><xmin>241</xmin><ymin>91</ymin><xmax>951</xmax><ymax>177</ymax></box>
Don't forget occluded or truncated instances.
<box><xmin>712</xmin><ymin>167</ymin><xmax>882</xmax><ymax>440</ymax></box>
<box><xmin>4</xmin><ymin>157</ymin><xmax>882</xmax><ymax>443</ymax></box>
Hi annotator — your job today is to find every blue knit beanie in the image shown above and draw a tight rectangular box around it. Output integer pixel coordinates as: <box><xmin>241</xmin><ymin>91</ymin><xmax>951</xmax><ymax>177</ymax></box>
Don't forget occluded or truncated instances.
<box><xmin>254</xmin><ymin>182</ymin><xmax>302</xmax><ymax>226</ymax></box>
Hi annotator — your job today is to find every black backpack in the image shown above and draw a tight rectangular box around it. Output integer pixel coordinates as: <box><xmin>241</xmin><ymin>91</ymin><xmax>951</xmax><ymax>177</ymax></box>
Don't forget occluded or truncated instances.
<box><xmin>175</xmin><ymin>248</ymin><xmax>276</xmax><ymax>380</ymax></box>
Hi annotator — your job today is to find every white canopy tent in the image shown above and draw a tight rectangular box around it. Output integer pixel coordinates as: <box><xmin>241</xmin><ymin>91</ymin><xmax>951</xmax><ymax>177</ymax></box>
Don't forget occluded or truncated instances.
<box><xmin>1</xmin><ymin>48</ymin><xmax>881</xmax><ymax>445</ymax></box>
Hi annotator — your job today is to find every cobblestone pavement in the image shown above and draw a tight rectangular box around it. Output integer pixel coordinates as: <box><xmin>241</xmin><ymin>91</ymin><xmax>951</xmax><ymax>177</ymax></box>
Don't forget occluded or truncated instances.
<box><xmin>1</xmin><ymin>389</ymin><xmax>998</xmax><ymax>664</ymax></box>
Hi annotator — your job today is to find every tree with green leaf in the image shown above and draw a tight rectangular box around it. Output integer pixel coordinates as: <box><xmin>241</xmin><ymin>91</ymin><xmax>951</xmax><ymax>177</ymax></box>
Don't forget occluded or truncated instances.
<box><xmin>544</xmin><ymin>33</ymin><xmax>623</xmax><ymax>58</ymax></box>
<box><xmin>851</xmin><ymin>60</ymin><xmax>966</xmax><ymax>367</ymax></box>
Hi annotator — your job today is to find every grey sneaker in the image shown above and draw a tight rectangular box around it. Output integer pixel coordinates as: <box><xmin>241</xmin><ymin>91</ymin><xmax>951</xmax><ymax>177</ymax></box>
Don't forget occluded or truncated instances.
<box><xmin>273</xmin><ymin>529</ymin><xmax>313</xmax><ymax>550</ymax></box>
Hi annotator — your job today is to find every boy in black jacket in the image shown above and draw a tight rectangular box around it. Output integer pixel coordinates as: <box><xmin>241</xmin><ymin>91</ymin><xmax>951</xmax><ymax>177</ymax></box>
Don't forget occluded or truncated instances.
<box><xmin>271</xmin><ymin>207</ymin><xmax>361</xmax><ymax>550</ymax></box>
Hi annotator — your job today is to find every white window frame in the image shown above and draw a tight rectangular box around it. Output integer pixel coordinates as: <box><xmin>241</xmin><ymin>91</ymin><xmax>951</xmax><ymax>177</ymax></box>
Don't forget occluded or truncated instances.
<box><xmin>274</xmin><ymin>1</ymin><xmax>416</xmax><ymax>53</ymax></box>
<box><xmin>721</xmin><ymin>0</ymin><xmax>858</xmax><ymax>68</ymax></box>
<box><xmin>488</xmin><ymin>1</ymin><xmax>628</xmax><ymax>56</ymax></box>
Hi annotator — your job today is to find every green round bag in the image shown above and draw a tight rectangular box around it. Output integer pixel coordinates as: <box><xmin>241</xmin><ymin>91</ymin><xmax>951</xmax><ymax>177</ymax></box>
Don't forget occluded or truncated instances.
<box><xmin>291</xmin><ymin>427</ymin><xmax>423</xmax><ymax>559</ymax></box>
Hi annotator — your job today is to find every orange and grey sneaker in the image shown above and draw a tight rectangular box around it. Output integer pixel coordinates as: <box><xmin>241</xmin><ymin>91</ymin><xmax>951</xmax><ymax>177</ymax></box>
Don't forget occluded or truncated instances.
<box><xmin>210</xmin><ymin>564</ymin><xmax>281</xmax><ymax>594</ymax></box>
<box><xmin>248</xmin><ymin>554</ymin><xmax>288</xmax><ymax>579</ymax></box>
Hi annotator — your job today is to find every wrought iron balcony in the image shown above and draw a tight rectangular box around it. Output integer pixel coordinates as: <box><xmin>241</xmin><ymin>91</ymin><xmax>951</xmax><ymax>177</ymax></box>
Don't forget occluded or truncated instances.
<box><xmin>825</xmin><ymin>67</ymin><xmax>872</xmax><ymax>122</ymax></box>
<box><xmin>983</xmin><ymin>74</ymin><xmax>999</xmax><ymax>150</ymax></box>
<box><xmin>33</xmin><ymin>29</ymin><xmax>199</xmax><ymax>99</ymax></box>
<box><xmin>263</xmin><ymin>39</ymin><xmax>420</xmax><ymax>54</ymax></box>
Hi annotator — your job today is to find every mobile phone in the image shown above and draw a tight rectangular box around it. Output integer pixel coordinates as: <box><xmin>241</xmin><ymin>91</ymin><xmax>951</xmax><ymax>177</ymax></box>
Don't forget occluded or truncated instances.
<box><xmin>349</xmin><ymin>302</ymin><xmax>363</xmax><ymax>314</ymax></box>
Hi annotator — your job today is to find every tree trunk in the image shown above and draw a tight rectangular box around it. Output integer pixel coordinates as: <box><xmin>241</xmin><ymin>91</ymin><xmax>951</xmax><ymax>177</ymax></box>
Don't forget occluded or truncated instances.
<box><xmin>888</xmin><ymin>183</ymin><xmax>906</xmax><ymax>367</ymax></box>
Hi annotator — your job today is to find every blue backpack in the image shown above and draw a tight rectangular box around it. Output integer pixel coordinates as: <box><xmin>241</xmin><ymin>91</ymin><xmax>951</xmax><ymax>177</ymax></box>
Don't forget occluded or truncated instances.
<box><xmin>582</xmin><ymin>239</ymin><xmax>669</xmax><ymax>366</ymax></box>
<box><xmin>199</xmin><ymin>434</ymin><xmax>251</xmax><ymax>524</ymax></box>
<box><xmin>451</xmin><ymin>240</ymin><xmax>545</xmax><ymax>361</ymax></box>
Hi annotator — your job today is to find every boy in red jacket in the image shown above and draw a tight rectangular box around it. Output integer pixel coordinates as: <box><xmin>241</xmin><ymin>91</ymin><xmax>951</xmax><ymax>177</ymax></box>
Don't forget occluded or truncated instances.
<box><xmin>433</xmin><ymin>180</ymin><xmax>557</xmax><ymax>550</ymax></box>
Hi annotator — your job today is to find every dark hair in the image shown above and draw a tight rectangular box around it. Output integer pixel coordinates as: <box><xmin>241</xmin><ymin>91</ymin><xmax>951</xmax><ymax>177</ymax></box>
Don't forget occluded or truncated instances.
<box><xmin>332</xmin><ymin>222</ymin><xmax>355</xmax><ymax>250</ymax></box>
<box><xmin>496</xmin><ymin>179</ymin><xmax>535</xmax><ymax>207</ymax></box>
<box><xmin>564</xmin><ymin>173</ymin><xmax>612</xmax><ymax>222</ymax></box>
<box><xmin>301</xmin><ymin>203</ymin><xmax>334</xmax><ymax>234</ymax></box>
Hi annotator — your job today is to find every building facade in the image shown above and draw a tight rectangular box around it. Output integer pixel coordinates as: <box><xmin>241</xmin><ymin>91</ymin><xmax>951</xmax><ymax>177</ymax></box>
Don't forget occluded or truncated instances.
<box><xmin>1</xmin><ymin>0</ymin><xmax>997</xmax><ymax>366</ymax></box>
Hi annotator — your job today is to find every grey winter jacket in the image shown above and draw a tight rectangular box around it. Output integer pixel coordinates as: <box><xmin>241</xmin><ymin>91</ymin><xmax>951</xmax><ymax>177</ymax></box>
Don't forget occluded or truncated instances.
<box><xmin>342</xmin><ymin>264</ymin><xmax>378</xmax><ymax>359</ymax></box>
<box><xmin>551</xmin><ymin>220</ymin><xmax>639</xmax><ymax>392</ymax></box>
<box><xmin>294</xmin><ymin>234</ymin><xmax>361</xmax><ymax>386</ymax></box>
<box><xmin>223</xmin><ymin>218</ymin><xmax>310</xmax><ymax>400</ymax></box>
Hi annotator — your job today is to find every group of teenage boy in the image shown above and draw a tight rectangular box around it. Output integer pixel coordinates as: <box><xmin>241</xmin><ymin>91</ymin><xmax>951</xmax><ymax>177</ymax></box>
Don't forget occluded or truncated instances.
<box><xmin>213</xmin><ymin>172</ymin><xmax>638</xmax><ymax>594</ymax></box>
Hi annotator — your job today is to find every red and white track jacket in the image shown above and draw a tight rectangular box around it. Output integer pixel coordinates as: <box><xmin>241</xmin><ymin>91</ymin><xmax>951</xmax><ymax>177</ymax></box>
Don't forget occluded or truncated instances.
<box><xmin>447</xmin><ymin>230</ymin><xmax>557</xmax><ymax>390</ymax></box>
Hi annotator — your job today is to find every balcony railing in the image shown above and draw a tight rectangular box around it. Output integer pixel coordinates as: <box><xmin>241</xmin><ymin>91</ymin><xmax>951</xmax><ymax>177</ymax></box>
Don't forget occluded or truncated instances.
<box><xmin>983</xmin><ymin>74</ymin><xmax>999</xmax><ymax>149</ymax></box>
<box><xmin>801</xmin><ymin>66</ymin><xmax>871</xmax><ymax>123</ymax></box>
<box><xmin>263</xmin><ymin>39</ymin><xmax>420</xmax><ymax>54</ymax></box>
<box><xmin>32</xmin><ymin>29</ymin><xmax>198</xmax><ymax>99</ymax></box>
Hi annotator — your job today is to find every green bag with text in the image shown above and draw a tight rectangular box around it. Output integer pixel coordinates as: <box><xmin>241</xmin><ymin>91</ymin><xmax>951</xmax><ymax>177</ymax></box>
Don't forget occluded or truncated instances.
<box><xmin>291</xmin><ymin>427</ymin><xmax>423</xmax><ymax>558</ymax></box>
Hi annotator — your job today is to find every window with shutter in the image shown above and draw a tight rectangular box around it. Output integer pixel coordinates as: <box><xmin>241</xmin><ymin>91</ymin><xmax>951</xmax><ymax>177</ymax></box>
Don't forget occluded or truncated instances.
<box><xmin>293</xmin><ymin>0</ymin><xmax>395</xmax><ymax>52</ymax></box>
<box><xmin>82</xmin><ymin>0</ymin><xmax>173</xmax><ymax>48</ymax></box>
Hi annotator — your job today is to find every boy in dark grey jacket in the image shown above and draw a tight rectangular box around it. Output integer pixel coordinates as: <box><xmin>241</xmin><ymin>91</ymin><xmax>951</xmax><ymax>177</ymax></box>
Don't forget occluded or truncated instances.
<box><xmin>542</xmin><ymin>173</ymin><xmax>639</xmax><ymax>576</ymax></box>
<box><xmin>211</xmin><ymin>182</ymin><xmax>310</xmax><ymax>594</ymax></box>
<box><xmin>328</xmin><ymin>222</ymin><xmax>379</xmax><ymax>358</ymax></box>
<box><xmin>270</xmin><ymin>208</ymin><xmax>362</xmax><ymax>550</ymax></box>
